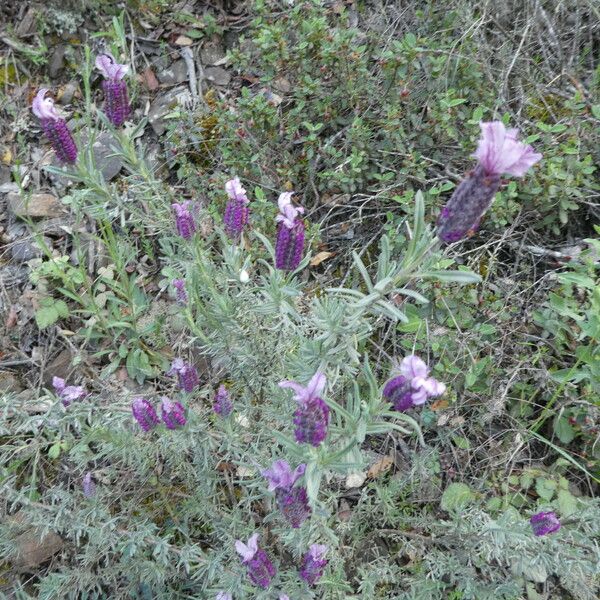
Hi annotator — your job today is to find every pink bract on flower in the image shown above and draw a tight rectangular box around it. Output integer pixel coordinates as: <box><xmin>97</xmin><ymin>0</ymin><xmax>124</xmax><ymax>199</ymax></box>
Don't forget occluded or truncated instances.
<box><xmin>299</xmin><ymin>544</ymin><xmax>328</xmax><ymax>586</ymax></box>
<box><xmin>160</xmin><ymin>397</ymin><xmax>186</xmax><ymax>430</ymax></box>
<box><xmin>261</xmin><ymin>460</ymin><xmax>306</xmax><ymax>492</ymax></box>
<box><xmin>530</xmin><ymin>511</ymin><xmax>561</xmax><ymax>536</ymax></box>
<box><xmin>95</xmin><ymin>52</ymin><xmax>129</xmax><ymax>80</ymax></box>
<box><xmin>225</xmin><ymin>177</ymin><xmax>249</xmax><ymax>202</ymax></box>
<box><xmin>473</xmin><ymin>121</ymin><xmax>542</xmax><ymax>177</ymax></box>
<box><xmin>215</xmin><ymin>593</ymin><xmax>232</xmax><ymax>600</ymax></box>
<box><xmin>52</xmin><ymin>376</ymin><xmax>88</xmax><ymax>406</ymax></box>
<box><xmin>32</xmin><ymin>88</ymin><xmax>60</xmax><ymax>121</ymax></box>
<box><xmin>276</xmin><ymin>192</ymin><xmax>304</xmax><ymax>229</ymax></box>
<box><xmin>235</xmin><ymin>533</ymin><xmax>276</xmax><ymax>589</ymax></box>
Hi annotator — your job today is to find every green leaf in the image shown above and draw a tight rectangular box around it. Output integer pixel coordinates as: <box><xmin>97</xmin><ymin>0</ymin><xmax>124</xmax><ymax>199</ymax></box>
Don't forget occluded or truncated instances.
<box><xmin>48</xmin><ymin>443</ymin><xmax>61</xmax><ymax>459</ymax></box>
<box><xmin>557</xmin><ymin>488</ymin><xmax>577</xmax><ymax>517</ymax></box>
<box><xmin>553</xmin><ymin>416</ymin><xmax>575</xmax><ymax>444</ymax></box>
<box><xmin>441</xmin><ymin>482</ymin><xmax>475</xmax><ymax>511</ymax></box>
<box><xmin>591</xmin><ymin>104</ymin><xmax>600</xmax><ymax>119</ymax></box>
<box><xmin>535</xmin><ymin>477</ymin><xmax>556</xmax><ymax>501</ymax></box>
<box><xmin>422</xmin><ymin>270</ymin><xmax>482</xmax><ymax>284</ymax></box>
<box><xmin>452</xmin><ymin>435</ymin><xmax>471</xmax><ymax>450</ymax></box>
<box><xmin>35</xmin><ymin>305</ymin><xmax>59</xmax><ymax>329</ymax></box>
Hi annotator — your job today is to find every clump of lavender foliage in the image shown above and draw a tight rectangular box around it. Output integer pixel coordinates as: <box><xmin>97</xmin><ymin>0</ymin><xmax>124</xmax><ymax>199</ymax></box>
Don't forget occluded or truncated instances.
<box><xmin>95</xmin><ymin>53</ymin><xmax>131</xmax><ymax>127</ymax></box>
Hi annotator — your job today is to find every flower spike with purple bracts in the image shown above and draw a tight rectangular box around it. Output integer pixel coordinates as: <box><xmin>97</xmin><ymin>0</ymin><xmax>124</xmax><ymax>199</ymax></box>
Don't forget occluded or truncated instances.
<box><xmin>383</xmin><ymin>355</ymin><xmax>445</xmax><ymax>412</ymax></box>
<box><xmin>261</xmin><ymin>460</ymin><xmax>311</xmax><ymax>528</ymax></box>
<box><xmin>437</xmin><ymin>121</ymin><xmax>542</xmax><ymax>243</ymax></box>
<box><xmin>95</xmin><ymin>53</ymin><xmax>131</xmax><ymax>127</ymax></box>
<box><xmin>530</xmin><ymin>511</ymin><xmax>560</xmax><ymax>536</ymax></box>
<box><xmin>82</xmin><ymin>472</ymin><xmax>96</xmax><ymax>498</ymax></box>
<box><xmin>299</xmin><ymin>544</ymin><xmax>329</xmax><ymax>586</ymax></box>
<box><xmin>213</xmin><ymin>384</ymin><xmax>233</xmax><ymax>417</ymax></box>
<box><xmin>235</xmin><ymin>533</ymin><xmax>276</xmax><ymax>589</ymax></box>
<box><xmin>52</xmin><ymin>376</ymin><xmax>88</xmax><ymax>406</ymax></box>
<box><xmin>160</xmin><ymin>397</ymin><xmax>187</xmax><ymax>429</ymax></box>
<box><xmin>167</xmin><ymin>359</ymin><xmax>199</xmax><ymax>393</ymax></box>
<box><xmin>172</xmin><ymin>201</ymin><xmax>197</xmax><ymax>240</ymax></box>
<box><xmin>172</xmin><ymin>278</ymin><xmax>188</xmax><ymax>305</ymax></box>
<box><xmin>132</xmin><ymin>397</ymin><xmax>160</xmax><ymax>432</ymax></box>
<box><xmin>224</xmin><ymin>177</ymin><xmax>250</xmax><ymax>240</ymax></box>
<box><xmin>32</xmin><ymin>89</ymin><xmax>77</xmax><ymax>164</ymax></box>
<box><xmin>280</xmin><ymin>371</ymin><xmax>329</xmax><ymax>447</ymax></box>
<box><xmin>275</xmin><ymin>192</ymin><xmax>305</xmax><ymax>271</ymax></box>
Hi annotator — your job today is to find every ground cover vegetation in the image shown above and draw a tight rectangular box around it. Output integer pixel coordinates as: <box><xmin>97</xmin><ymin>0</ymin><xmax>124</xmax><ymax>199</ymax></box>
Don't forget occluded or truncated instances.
<box><xmin>0</xmin><ymin>0</ymin><xmax>599</xmax><ymax>598</ymax></box>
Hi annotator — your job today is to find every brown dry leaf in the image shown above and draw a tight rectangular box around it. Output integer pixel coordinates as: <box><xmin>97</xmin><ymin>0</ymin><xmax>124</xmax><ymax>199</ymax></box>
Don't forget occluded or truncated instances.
<box><xmin>367</xmin><ymin>455</ymin><xmax>394</xmax><ymax>479</ymax></box>
<box><xmin>310</xmin><ymin>251</ymin><xmax>335</xmax><ymax>267</ymax></box>
<box><xmin>175</xmin><ymin>35</ymin><xmax>193</xmax><ymax>47</ymax></box>
<box><xmin>142</xmin><ymin>67</ymin><xmax>159</xmax><ymax>91</ymax></box>
<box><xmin>430</xmin><ymin>398</ymin><xmax>449</xmax><ymax>412</ymax></box>
<box><xmin>5</xmin><ymin>305</ymin><xmax>17</xmax><ymax>328</ymax></box>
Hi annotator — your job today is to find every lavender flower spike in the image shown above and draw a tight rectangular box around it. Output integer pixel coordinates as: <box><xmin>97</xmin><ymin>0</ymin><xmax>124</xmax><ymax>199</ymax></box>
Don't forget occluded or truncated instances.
<box><xmin>235</xmin><ymin>533</ymin><xmax>276</xmax><ymax>589</ymax></box>
<box><xmin>213</xmin><ymin>384</ymin><xmax>233</xmax><ymax>417</ymax></box>
<box><xmin>437</xmin><ymin>121</ymin><xmax>542</xmax><ymax>243</ymax></box>
<box><xmin>132</xmin><ymin>397</ymin><xmax>160</xmax><ymax>432</ymax></box>
<box><xmin>262</xmin><ymin>460</ymin><xmax>311</xmax><ymax>528</ymax></box>
<box><xmin>96</xmin><ymin>53</ymin><xmax>131</xmax><ymax>127</ymax></box>
<box><xmin>224</xmin><ymin>177</ymin><xmax>250</xmax><ymax>240</ymax></box>
<box><xmin>530</xmin><ymin>511</ymin><xmax>561</xmax><ymax>536</ymax></box>
<box><xmin>299</xmin><ymin>544</ymin><xmax>329</xmax><ymax>586</ymax></box>
<box><xmin>383</xmin><ymin>355</ymin><xmax>445</xmax><ymax>412</ymax></box>
<box><xmin>82</xmin><ymin>472</ymin><xmax>96</xmax><ymax>498</ymax></box>
<box><xmin>32</xmin><ymin>89</ymin><xmax>77</xmax><ymax>164</ymax></box>
<box><xmin>168</xmin><ymin>359</ymin><xmax>199</xmax><ymax>392</ymax></box>
<box><xmin>52</xmin><ymin>376</ymin><xmax>88</xmax><ymax>406</ymax></box>
<box><xmin>172</xmin><ymin>279</ymin><xmax>188</xmax><ymax>305</ymax></box>
<box><xmin>172</xmin><ymin>201</ymin><xmax>197</xmax><ymax>240</ymax></box>
<box><xmin>275</xmin><ymin>192</ymin><xmax>305</xmax><ymax>271</ymax></box>
<box><xmin>280</xmin><ymin>371</ymin><xmax>329</xmax><ymax>446</ymax></box>
<box><xmin>160</xmin><ymin>397</ymin><xmax>187</xmax><ymax>429</ymax></box>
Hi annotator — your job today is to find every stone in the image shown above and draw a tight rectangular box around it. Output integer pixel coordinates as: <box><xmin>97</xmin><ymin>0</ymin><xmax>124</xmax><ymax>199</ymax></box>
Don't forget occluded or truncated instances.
<box><xmin>48</xmin><ymin>44</ymin><xmax>66</xmax><ymax>79</ymax></box>
<box><xmin>148</xmin><ymin>86</ymin><xmax>192</xmax><ymax>136</ymax></box>
<box><xmin>9</xmin><ymin>515</ymin><xmax>64</xmax><ymax>570</ymax></box>
<box><xmin>200</xmin><ymin>41</ymin><xmax>226</xmax><ymax>66</ymax></box>
<box><xmin>11</xmin><ymin>237</ymin><xmax>50</xmax><ymax>263</ymax></box>
<box><xmin>42</xmin><ymin>349</ymin><xmax>74</xmax><ymax>388</ymax></box>
<box><xmin>7</xmin><ymin>192</ymin><xmax>66</xmax><ymax>218</ymax></box>
<box><xmin>204</xmin><ymin>66</ymin><xmax>231</xmax><ymax>86</ymax></box>
<box><xmin>157</xmin><ymin>59</ymin><xmax>189</xmax><ymax>85</ymax></box>
<box><xmin>57</xmin><ymin>81</ymin><xmax>78</xmax><ymax>105</ymax></box>
<box><xmin>0</xmin><ymin>372</ymin><xmax>22</xmax><ymax>393</ymax></box>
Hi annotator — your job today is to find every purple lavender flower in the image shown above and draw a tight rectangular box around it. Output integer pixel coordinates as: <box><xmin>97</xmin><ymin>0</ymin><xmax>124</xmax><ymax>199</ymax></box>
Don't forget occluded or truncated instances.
<box><xmin>530</xmin><ymin>511</ymin><xmax>561</xmax><ymax>536</ymax></box>
<box><xmin>52</xmin><ymin>376</ymin><xmax>88</xmax><ymax>406</ymax></box>
<box><xmin>31</xmin><ymin>89</ymin><xmax>77</xmax><ymax>164</ymax></box>
<box><xmin>95</xmin><ymin>53</ymin><xmax>131</xmax><ymax>127</ymax></box>
<box><xmin>172</xmin><ymin>279</ymin><xmax>188</xmax><ymax>305</ymax></box>
<box><xmin>224</xmin><ymin>177</ymin><xmax>250</xmax><ymax>240</ymax></box>
<box><xmin>261</xmin><ymin>460</ymin><xmax>311</xmax><ymax>528</ymax></box>
<box><xmin>280</xmin><ymin>372</ymin><xmax>329</xmax><ymax>446</ymax></box>
<box><xmin>235</xmin><ymin>533</ymin><xmax>276</xmax><ymax>589</ymax></box>
<box><xmin>172</xmin><ymin>201</ymin><xmax>197</xmax><ymax>240</ymax></box>
<box><xmin>437</xmin><ymin>121</ymin><xmax>542</xmax><ymax>243</ymax></box>
<box><xmin>168</xmin><ymin>359</ymin><xmax>199</xmax><ymax>392</ymax></box>
<box><xmin>213</xmin><ymin>384</ymin><xmax>233</xmax><ymax>417</ymax></box>
<box><xmin>275</xmin><ymin>192</ymin><xmax>305</xmax><ymax>271</ymax></box>
<box><xmin>82</xmin><ymin>472</ymin><xmax>96</xmax><ymax>498</ymax></box>
<box><xmin>299</xmin><ymin>544</ymin><xmax>328</xmax><ymax>586</ymax></box>
<box><xmin>132</xmin><ymin>397</ymin><xmax>160</xmax><ymax>432</ymax></box>
<box><xmin>160</xmin><ymin>396</ymin><xmax>186</xmax><ymax>429</ymax></box>
<box><xmin>383</xmin><ymin>355</ymin><xmax>445</xmax><ymax>412</ymax></box>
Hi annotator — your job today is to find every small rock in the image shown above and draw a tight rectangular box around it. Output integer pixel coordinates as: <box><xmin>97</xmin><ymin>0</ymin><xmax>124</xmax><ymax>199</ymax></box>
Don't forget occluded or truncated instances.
<box><xmin>148</xmin><ymin>86</ymin><xmax>192</xmax><ymax>136</ymax></box>
<box><xmin>11</xmin><ymin>237</ymin><xmax>50</xmax><ymax>263</ymax></box>
<box><xmin>0</xmin><ymin>164</ymin><xmax>11</xmax><ymax>186</ymax></box>
<box><xmin>42</xmin><ymin>349</ymin><xmax>74</xmax><ymax>387</ymax></box>
<box><xmin>7</xmin><ymin>192</ymin><xmax>66</xmax><ymax>218</ymax></box>
<box><xmin>157</xmin><ymin>60</ymin><xmax>189</xmax><ymax>85</ymax></box>
<box><xmin>73</xmin><ymin>132</ymin><xmax>123</xmax><ymax>182</ymax></box>
<box><xmin>204</xmin><ymin>66</ymin><xmax>231</xmax><ymax>86</ymax></box>
<box><xmin>48</xmin><ymin>44</ymin><xmax>66</xmax><ymax>79</ymax></box>
<box><xmin>9</xmin><ymin>520</ymin><xmax>63</xmax><ymax>570</ymax></box>
<box><xmin>274</xmin><ymin>77</ymin><xmax>291</xmax><ymax>93</ymax></box>
<box><xmin>174</xmin><ymin>35</ymin><xmax>193</xmax><ymax>46</ymax></box>
<box><xmin>200</xmin><ymin>41</ymin><xmax>226</xmax><ymax>66</ymax></box>
<box><xmin>0</xmin><ymin>372</ymin><xmax>22</xmax><ymax>393</ymax></box>
<box><xmin>57</xmin><ymin>81</ymin><xmax>79</xmax><ymax>105</ymax></box>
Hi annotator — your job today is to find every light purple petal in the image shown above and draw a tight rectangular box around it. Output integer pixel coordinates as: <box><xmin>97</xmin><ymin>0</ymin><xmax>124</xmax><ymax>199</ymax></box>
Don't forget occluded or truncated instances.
<box><xmin>52</xmin><ymin>376</ymin><xmax>66</xmax><ymax>393</ymax></box>
<box><xmin>400</xmin><ymin>355</ymin><xmax>428</xmax><ymax>379</ymax></box>
<box><xmin>235</xmin><ymin>533</ymin><xmax>259</xmax><ymax>562</ymax></box>
<box><xmin>225</xmin><ymin>177</ymin><xmax>248</xmax><ymax>202</ymax></box>
<box><xmin>502</xmin><ymin>145</ymin><xmax>542</xmax><ymax>177</ymax></box>
<box><xmin>277</xmin><ymin>192</ymin><xmax>294</xmax><ymax>212</ymax></box>
<box><xmin>292</xmin><ymin>463</ymin><xmax>306</xmax><ymax>484</ymax></box>
<box><xmin>82</xmin><ymin>472</ymin><xmax>96</xmax><ymax>498</ymax></box>
<box><xmin>306</xmin><ymin>371</ymin><xmax>326</xmax><ymax>399</ymax></box>
<box><xmin>215</xmin><ymin>593</ymin><xmax>232</xmax><ymax>600</ymax></box>
<box><xmin>95</xmin><ymin>53</ymin><xmax>128</xmax><ymax>80</ymax></box>
<box><xmin>410</xmin><ymin>387</ymin><xmax>429</xmax><ymax>405</ymax></box>
<box><xmin>261</xmin><ymin>459</ymin><xmax>294</xmax><ymax>491</ymax></box>
<box><xmin>279</xmin><ymin>379</ymin><xmax>308</xmax><ymax>401</ymax></box>
<box><xmin>32</xmin><ymin>88</ymin><xmax>59</xmax><ymax>121</ymax></box>
<box><xmin>309</xmin><ymin>544</ymin><xmax>328</xmax><ymax>560</ymax></box>
<box><xmin>168</xmin><ymin>358</ymin><xmax>185</xmax><ymax>374</ymax></box>
<box><xmin>421</xmin><ymin>377</ymin><xmax>446</xmax><ymax>397</ymax></box>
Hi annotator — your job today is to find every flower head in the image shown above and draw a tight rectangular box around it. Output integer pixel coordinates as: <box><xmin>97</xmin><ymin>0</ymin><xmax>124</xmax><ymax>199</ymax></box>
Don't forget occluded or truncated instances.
<box><xmin>261</xmin><ymin>460</ymin><xmax>306</xmax><ymax>492</ymax></box>
<box><xmin>82</xmin><ymin>472</ymin><xmax>96</xmax><ymax>498</ymax></box>
<box><xmin>213</xmin><ymin>384</ymin><xmax>233</xmax><ymax>417</ymax></box>
<box><xmin>131</xmin><ymin>397</ymin><xmax>160</xmax><ymax>432</ymax></box>
<box><xmin>160</xmin><ymin>397</ymin><xmax>186</xmax><ymax>429</ymax></box>
<box><xmin>235</xmin><ymin>534</ymin><xmax>276</xmax><ymax>589</ymax></box>
<box><xmin>168</xmin><ymin>359</ymin><xmax>199</xmax><ymax>393</ymax></box>
<box><xmin>530</xmin><ymin>511</ymin><xmax>560</xmax><ymax>536</ymax></box>
<box><xmin>276</xmin><ymin>192</ymin><xmax>304</xmax><ymax>229</ymax></box>
<box><xmin>52</xmin><ymin>376</ymin><xmax>88</xmax><ymax>406</ymax></box>
<box><xmin>473</xmin><ymin>121</ymin><xmax>542</xmax><ymax>177</ymax></box>
<box><xmin>225</xmin><ymin>177</ymin><xmax>249</xmax><ymax>203</ymax></box>
<box><xmin>95</xmin><ymin>53</ymin><xmax>129</xmax><ymax>80</ymax></box>
<box><xmin>299</xmin><ymin>544</ymin><xmax>328</xmax><ymax>586</ymax></box>
<box><xmin>172</xmin><ymin>202</ymin><xmax>197</xmax><ymax>240</ymax></box>
<box><xmin>383</xmin><ymin>355</ymin><xmax>445</xmax><ymax>411</ymax></box>
<box><xmin>279</xmin><ymin>371</ymin><xmax>326</xmax><ymax>405</ymax></box>
<box><xmin>172</xmin><ymin>278</ymin><xmax>188</xmax><ymax>305</ymax></box>
<box><xmin>276</xmin><ymin>486</ymin><xmax>311</xmax><ymax>528</ymax></box>
<box><xmin>32</xmin><ymin>88</ymin><xmax>60</xmax><ymax>121</ymax></box>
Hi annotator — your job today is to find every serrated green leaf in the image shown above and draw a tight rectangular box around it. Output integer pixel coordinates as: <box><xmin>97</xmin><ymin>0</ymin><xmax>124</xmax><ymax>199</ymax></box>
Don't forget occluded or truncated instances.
<box><xmin>553</xmin><ymin>416</ymin><xmax>575</xmax><ymax>444</ymax></box>
<box><xmin>35</xmin><ymin>305</ymin><xmax>59</xmax><ymax>329</ymax></box>
<box><xmin>441</xmin><ymin>482</ymin><xmax>475</xmax><ymax>511</ymax></box>
<box><xmin>535</xmin><ymin>477</ymin><xmax>556</xmax><ymax>501</ymax></box>
<box><xmin>557</xmin><ymin>488</ymin><xmax>577</xmax><ymax>517</ymax></box>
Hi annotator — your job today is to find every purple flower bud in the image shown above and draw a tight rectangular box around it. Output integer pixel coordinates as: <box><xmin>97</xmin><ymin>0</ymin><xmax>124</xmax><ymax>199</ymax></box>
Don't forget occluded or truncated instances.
<box><xmin>275</xmin><ymin>192</ymin><xmax>305</xmax><ymax>271</ymax></box>
<box><xmin>530</xmin><ymin>511</ymin><xmax>560</xmax><ymax>536</ymax></box>
<box><xmin>280</xmin><ymin>372</ymin><xmax>329</xmax><ymax>446</ymax></box>
<box><xmin>82</xmin><ymin>472</ymin><xmax>96</xmax><ymax>498</ymax></box>
<box><xmin>437</xmin><ymin>121</ymin><xmax>541</xmax><ymax>243</ymax></box>
<box><xmin>132</xmin><ymin>397</ymin><xmax>160</xmax><ymax>432</ymax></box>
<box><xmin>32</xmin><ymin>89</ymin><xmax>77</xmax><ymax>164</ymax></box>
<box><xmin>383</xmin><ymin>355</ymin><xmax>445</xmax><ymax>411</ymax></box>
<box><xmin>160</xmin><ymin>397</ymin><xmax>186</xmax><ymax>429</ymax></box>
<box><xmin>96</xmin><ymin>53</ymin><xmax>131</xmax><ymax>127</ymax></box>
<box><xmin>172</xmin><ymin>202</ymin><xmax>197</xmax><ymax>240</ymax></box>
<box><xmin>167</xmin><ymin>358</ymin><xmax>199</xmax><ymax>393</ymax></box>
<box><xmin>224</xmin><ymin>177</ymin><xmax>250</xmax><ymax>240</ymax></box>
<box><xmin>235</xmin><ymin>533</ymin><xmax>276</xmax><ymax>589</ymax></box>
<box><xmin>213</xmin><ymin>384</ymin><xmax>233</xmax><ymax>417</ymax></box>
<box><xmin>299</xmin><ymin>544</ymin><xmax>328</xmax><ymax>586</ymax></box>
<box><xmin>52</xmin><ymin>376</ymin><xmax>88</xmax><ymax>406</ymax></box>
<box><xmin>276</xmin><ymin>486</ymin><xmax>311</xmax><ymax>528</ymax></box>
<box><xmin>172</xmin><ymin>279</ymin><xmax>188</xmax><ymax>305</ymax></box>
